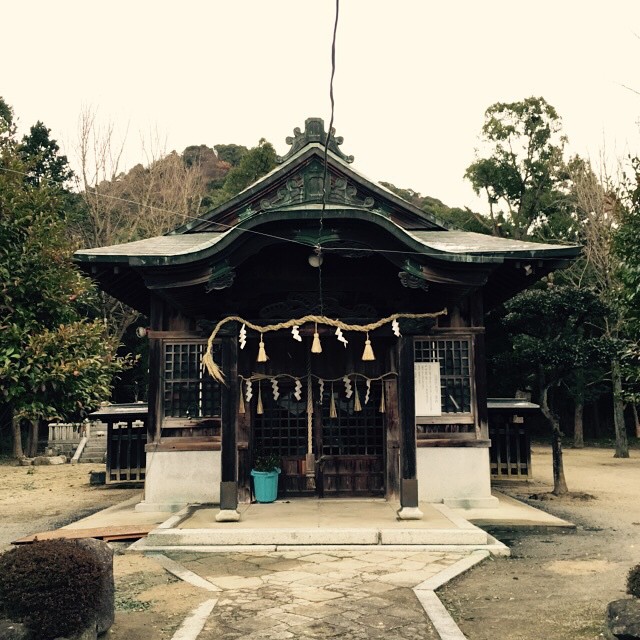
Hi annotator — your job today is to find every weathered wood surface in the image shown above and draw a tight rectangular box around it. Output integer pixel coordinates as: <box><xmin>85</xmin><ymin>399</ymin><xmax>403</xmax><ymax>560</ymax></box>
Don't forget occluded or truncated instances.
<box><xmin>13</xmin><ymin>525</ymin><xmax>153</xmax><ymax>545</ymax></box>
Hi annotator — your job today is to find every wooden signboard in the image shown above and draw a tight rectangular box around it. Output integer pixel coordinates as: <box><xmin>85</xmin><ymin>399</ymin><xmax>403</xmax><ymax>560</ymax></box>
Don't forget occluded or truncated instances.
<box><xmin>414</xmin><ymin>362</ymin><xmax>441</xmax><ymax>416</ymax></box>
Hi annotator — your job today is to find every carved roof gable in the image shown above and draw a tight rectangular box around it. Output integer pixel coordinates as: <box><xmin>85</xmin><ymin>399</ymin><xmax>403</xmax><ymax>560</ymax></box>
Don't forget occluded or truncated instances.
<box><xmin>176</xmin><ymin>118</ymin><xmax>448</xmax><ymax>234</ymax></box>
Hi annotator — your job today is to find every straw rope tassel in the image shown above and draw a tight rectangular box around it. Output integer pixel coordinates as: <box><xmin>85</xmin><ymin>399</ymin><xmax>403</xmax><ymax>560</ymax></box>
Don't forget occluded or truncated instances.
<box><xmin>353</xmin><ymin>381</ymin><xmax>362</xmax><ymax>412</ymax></box>
<box><xmin>329</xmin><ymin>383</ymin><xmax>337</xmax><ymax>418</ymax></box>
<box><xmin>379</xmin><ymin>385</ymin><xmax>386</xmax><ymax>413</ymax></box>
<box><xmin>311</xmin><ymin>322</ymin><xmax>322</xmax><ymax>353</ymax></box>
<box><xmin>238</xmin><ymin>388</ymin><xmax>245</xmax><ymax>414</ymax></box>
<box><xmin>257</xmin><ymin>333</ymin><xmax>268</xmax><ymax>362</ymax></box>
<box><xmin>362</xmin><ymin>332</ymin><xmax>375</xmax><ymax>361</ymax></box>
<box><xmin>256</xmin><ymin>381</ymin><xmax>264</xmax><ymax>414</ymax></box>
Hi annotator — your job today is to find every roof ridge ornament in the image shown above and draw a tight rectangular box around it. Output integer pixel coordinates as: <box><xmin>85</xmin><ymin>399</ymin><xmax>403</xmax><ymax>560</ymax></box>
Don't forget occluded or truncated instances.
<box><xmin>276</xmin><ymin>117</ymin><xmax>354</xmax><ymax>164</ymax></box>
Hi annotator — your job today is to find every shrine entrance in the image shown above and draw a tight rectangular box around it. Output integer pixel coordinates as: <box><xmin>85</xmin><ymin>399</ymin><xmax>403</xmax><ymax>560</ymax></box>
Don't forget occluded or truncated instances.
<box><xmin>247</xmin><ymin>335</ymin><xmax>393</xmax><ymax>498</ymax></box>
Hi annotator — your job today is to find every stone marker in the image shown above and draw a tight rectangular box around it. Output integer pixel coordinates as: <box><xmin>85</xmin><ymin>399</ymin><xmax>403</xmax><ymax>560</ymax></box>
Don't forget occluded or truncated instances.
<box><xmin>32</xmin><ymin>455</ymin><xmax>66</xmax><ymax>465</ymax></box>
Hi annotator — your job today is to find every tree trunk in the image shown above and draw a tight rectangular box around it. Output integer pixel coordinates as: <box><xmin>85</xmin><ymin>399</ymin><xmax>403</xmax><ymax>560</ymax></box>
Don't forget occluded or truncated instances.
<box><xmin>12</xmin><ymin>415</ymin><xmax>24</xmax><ymax>459</ymax></box>
<box><xmin>612</xmin><ymin>358</ymin><xmax>629</xmax><ymax>458</ymax></box>
<box><xmin>632</xmin><ymin>404</ymin><xmax>640</xmax><ymax>439</ymax></box>
<box><xmin>573</xmin><ymin>401</ymin><xmax>584</xmax><ymax>448</ymax></box>
<box><xmin>25</xmin><ymin>420</ymin><xmax>39</xmax><ymax>458</ymax></box>
<box><xmin>540</xmin><ymin>385</ymin><xmax>569</xmax><ymax>495</ymax></box>
<box><xmin>593</xmin><ymin>400</ymin><xmax>601</xmax><ymax>439</ymax></box>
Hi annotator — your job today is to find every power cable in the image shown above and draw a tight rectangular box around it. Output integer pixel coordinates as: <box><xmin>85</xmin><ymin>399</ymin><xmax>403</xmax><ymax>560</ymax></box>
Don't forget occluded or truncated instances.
<box><xmin>317</xmin><ymin>0</ymin><xmax>340</xmax><ymax>317</ymax></box>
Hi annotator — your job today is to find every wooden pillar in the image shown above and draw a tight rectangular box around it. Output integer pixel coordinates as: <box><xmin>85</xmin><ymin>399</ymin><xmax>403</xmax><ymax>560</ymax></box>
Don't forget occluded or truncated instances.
<box><xmin>216</xmin><ymin>334</ymin><xmax>240</xmax><ymax>521</ymax></box>
<box><xmin>147</xmin><ymin>295</ymin><xmax>164</xmax><ymax>444</ymax></box>
<box><xmin>237</xmin><ymin>408</ymin><xmax>251</xmax><ymax>504</ymax></box>
<box><xmin>384</xmin><ymin>377</ymin><xmax>400</xmax><ymax>501</ymax></box>
<box><xmin>470</xmin><ymin>291</ymin><xmax>489</xmax><ymax>440</ymax></box>
<box><xmin>397</xmin><ymin>335</ymin><xmax>423</xmax><ymax>519</ymax></box>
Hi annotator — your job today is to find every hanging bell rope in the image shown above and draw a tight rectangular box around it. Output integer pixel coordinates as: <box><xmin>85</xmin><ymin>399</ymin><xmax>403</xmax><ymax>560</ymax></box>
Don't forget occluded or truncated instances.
<box><xmin>305</xmin><ymin>359</ymin><xmax>315</xmax><ymax>481</ymax></box>
<box><xmin>202</xmin><ymin>309</ymin><xmax>447</xmax><ymax>383</ymax></box>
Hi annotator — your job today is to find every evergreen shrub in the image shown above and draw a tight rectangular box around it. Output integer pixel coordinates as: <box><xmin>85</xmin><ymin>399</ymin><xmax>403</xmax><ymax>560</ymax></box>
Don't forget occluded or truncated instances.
<box><xmin>0</xmin><ymin>539</ymin><xmax>105</xmax><ymax>640</ymax></box>
<box><xmin>628</xmin><ymin>564</ymin><xmax>640</xmax><ymax>598</ymax></box>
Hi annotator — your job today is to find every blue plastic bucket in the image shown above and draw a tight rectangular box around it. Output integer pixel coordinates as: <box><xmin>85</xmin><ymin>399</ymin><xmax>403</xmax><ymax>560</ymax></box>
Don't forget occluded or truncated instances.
<box><xmin>250</xmin><ymin>468</ymin><xmax>281</xmax><ymax>503</ymax></box>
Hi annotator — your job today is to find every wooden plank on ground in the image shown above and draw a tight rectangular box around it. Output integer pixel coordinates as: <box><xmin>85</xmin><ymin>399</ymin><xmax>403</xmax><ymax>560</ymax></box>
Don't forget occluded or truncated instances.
<box><xmin>12</xmin><ymin>525</ymin><xmax>154</xmax><ymax>545</ymax></box>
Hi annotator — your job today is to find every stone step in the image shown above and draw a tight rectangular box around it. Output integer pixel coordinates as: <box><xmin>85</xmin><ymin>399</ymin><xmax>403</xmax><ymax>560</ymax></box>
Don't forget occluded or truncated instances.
<box><xmin>83</xmin><ymin>446</ymin><xmax>107</xmax><ymax>453</ymax></box>
<box><xmin>141</xmin><ymin>525</ymin><xmax>489</xmax><ymax>547</ymax></box>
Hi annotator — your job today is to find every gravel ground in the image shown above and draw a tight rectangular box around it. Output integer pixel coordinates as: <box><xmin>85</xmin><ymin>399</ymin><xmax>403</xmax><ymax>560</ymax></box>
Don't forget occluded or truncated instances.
<box><xmin>439</xmin><ymin>444</ymin><xmax>640</xmax><ymax>640</ymax></box>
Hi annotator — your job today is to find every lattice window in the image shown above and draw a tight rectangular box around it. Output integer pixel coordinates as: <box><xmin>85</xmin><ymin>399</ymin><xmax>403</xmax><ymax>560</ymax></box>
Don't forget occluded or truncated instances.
<box><xmin>321</xmin><ymin>383</ymin><xmax>384</xmax><ymax>456</ymax></box>
<box><xmin>254</xmin><ymin>380</ymin><xmax>307</xmax><ymax>457</ymax></box>
<box><xmin>253</xmin><ymin>380</ymin><xmax>384</xmax><ymax>458</ymax></box>
<box><xmin>163</xmin><ymin>342</ymin><xmax>221</xmax><ymax>418</ymax></box>
<box><xmin>415</xmin><ymin>338</ymin><xmax>472</xmax><ymax>415</ymax></box>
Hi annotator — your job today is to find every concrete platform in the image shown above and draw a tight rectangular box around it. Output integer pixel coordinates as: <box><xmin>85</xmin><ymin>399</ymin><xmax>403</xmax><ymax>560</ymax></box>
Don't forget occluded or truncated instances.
<box><xmin>452</xmin><ymin>490</ymin><xmax>575</xmax><ymax>529</ymax></box>
<box><xmin>131</xmin><ymin>499</ymin><xmax>490</xmax><ymax>549</ymax></box>
<box><xmin>55</xmin><ymin>490</ymin><xmax>572</xmax><ymax>554</ymax></box>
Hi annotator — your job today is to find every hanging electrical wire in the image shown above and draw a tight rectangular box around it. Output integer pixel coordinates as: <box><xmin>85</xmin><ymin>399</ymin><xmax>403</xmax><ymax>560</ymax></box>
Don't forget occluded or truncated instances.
<box><xmin>316</xmin><ymin>0</ymin><xmax>340</xmax><ymax>317</ymax></box>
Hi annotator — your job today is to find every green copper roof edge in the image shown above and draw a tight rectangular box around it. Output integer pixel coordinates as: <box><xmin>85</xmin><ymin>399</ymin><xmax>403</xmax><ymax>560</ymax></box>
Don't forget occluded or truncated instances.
<box><xmin>76</xmin><ymin>209</ymin><xmax>579</xmax><ymax>269</ymax></box>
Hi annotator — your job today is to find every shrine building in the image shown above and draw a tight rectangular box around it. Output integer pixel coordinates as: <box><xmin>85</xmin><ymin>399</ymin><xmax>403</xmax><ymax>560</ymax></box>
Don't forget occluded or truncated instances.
<box><xmin>75</xmin><ymin>118</ymin><xmax>579</xmax><ymax>521</ymax></box>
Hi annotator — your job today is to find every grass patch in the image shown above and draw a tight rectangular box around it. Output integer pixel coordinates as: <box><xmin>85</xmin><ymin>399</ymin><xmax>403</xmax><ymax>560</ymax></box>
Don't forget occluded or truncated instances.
<box><xmin>115</xmin><ymin>595</ymin><xmax>152</xmax><ymax>612</ymax></box>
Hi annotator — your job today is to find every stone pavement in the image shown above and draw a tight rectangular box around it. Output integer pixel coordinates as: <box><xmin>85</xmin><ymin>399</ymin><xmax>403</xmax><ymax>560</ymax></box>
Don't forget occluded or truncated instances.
<box><xmin>163</xmin><ymin>548</ymin><xmax>468</xmax><ymax>639</ymax></box>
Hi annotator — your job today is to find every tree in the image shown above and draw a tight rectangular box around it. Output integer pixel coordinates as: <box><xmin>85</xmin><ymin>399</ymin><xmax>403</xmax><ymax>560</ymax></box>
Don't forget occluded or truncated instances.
<box><xmin>0</xmin><ymin>97</ymin><xmax>16</xmax><ymax>142</ymax></box>
<box><xmin>183</xmin><ymin>144</ymin><xmax>231</xmax><ymax>191</ymax></box>
<box><xmin>615</xmin><ymin>155</ymin><xmax>640</xmax><ymax>440</ymax></box>
<box><xmin>214</xmin><ymin>143</ymin><xmax>248</xmax><ymax>168</ymax></box>
<box><xmin>563</xmin><ymin>158</ymin><xmax>633</xmax><ymax>456</ymax></box>
<box><xmin>215</xmin><ymin>138</ymin><xmax>277</xmax><ymax>202</ymax></box>
<box><xmin>72</xmin><ymin>109</ymin><xmax>208</xmax><ymax>342</ymax></box>
<box><xmin>495</xmin><ymin>287</ymin><xmax>611</xmax><ymax>494</ymax></box>
<box><xmin>19</xmin><ymin>121</ymin><xmax>73</xmax><ymax>188</ymax></box>
<box><xmin>0</xmin><ymin>103</ymin><xmax>130</xmax><ymax>457</ymax></box>
<box><xmin>465</xmin><ymin>97</ymin><xmax>570</xmax><ymax>240</ymax></box>
<box><xmin>379</xmin><ymin>182</ymin><xmax>491</xmax><ymax>234</ymax></box>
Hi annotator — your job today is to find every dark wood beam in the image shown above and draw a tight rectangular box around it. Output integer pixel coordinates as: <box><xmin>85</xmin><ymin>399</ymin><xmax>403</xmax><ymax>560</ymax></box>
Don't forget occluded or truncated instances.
<box><xmin>147</xmin><ymin>295</ymin><xmax>164</xmax><ymax>444</ymax></box>
<box><xmin>219</xmin><ymin>334</ymin><xmax>239</xmax><ymax>514</ymax></box>
<box><xmin>397</xmin><ymin>335</ymin><xmax>420</xmax><ymax>514</ymax></box>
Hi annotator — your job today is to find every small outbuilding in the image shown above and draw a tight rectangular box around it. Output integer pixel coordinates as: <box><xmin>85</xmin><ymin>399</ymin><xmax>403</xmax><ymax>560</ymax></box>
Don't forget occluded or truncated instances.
<box><xmin>75</xmin><ymin>118</ymin><xmax>579</xmax><ymax>520</ymax></box>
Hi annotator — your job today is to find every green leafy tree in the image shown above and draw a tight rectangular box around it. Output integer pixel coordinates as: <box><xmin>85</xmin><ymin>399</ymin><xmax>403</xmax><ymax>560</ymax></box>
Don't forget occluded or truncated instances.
<box><xmin>214</xmin><ymin>143</ymin><xmax>248</xmax><ymax>168</ymax></box>
<box><xmin>465</xmin><ymin>97</ymin><xmax>571</xmax><ymax>240</ymax></box>
<box><xmin>19</xmin><ymin>121</ymin><xmax>73</xmax><ymax>188</ymax></box>
<box><xmin>218</xmin><ymin>138</ymin><xmax>276</xmax><ymax>198</ymax></box>
<box><xmin>379</xmin><ymin>182</ymin><xmax>490</xmax><ymax>234</ymax></box>
<box><xmin>495</xmin><ymin>287</ymin><xmax>612</xmax><ymax>494</ymax></box>
<box><xmin>615</xmin><ymin>156</ymin><xmax>640</xmax><ymax>438</ymax></box>
<box><xmin>616</xmin><ymin>157</ymin><xmax>640</xmax><ymax>327</ymax></box>
<box><xmin>0</xmin><ymin>103</ymin><xmax>130</xmax><ymax>457</ymax></box>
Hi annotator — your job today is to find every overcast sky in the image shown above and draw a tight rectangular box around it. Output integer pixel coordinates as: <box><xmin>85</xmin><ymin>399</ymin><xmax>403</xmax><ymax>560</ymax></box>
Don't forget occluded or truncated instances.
<box><xmin>3</xmin><ymin>1</ymin><xmax>640</xmax><ymax>212</ymax></box>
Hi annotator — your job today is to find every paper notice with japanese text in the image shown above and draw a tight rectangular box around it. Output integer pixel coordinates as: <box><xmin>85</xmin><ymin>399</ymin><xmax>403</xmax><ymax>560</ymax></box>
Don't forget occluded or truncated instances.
<box><xmin>414</xmin><ymin>362</ymin><xmax>441</xmax><ymax>416</ymax></box>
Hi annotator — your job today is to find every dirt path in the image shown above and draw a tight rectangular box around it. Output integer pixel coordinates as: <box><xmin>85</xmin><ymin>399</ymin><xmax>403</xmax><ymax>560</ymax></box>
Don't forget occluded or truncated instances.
<box><xmin>440</xmin><ymin>445</ymin><xmax>640</xmax><ymax>640</ymax></box>
<box><xmin>0</xmin><ymin>462</ymin><xmax>139</xmax><ymax>550</ymax></box>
